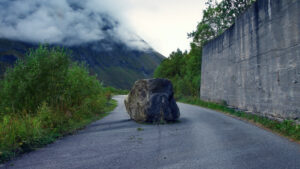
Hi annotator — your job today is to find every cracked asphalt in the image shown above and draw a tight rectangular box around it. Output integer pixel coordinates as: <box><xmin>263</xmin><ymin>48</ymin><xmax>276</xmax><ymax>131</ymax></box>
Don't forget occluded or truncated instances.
<box><xmin>1</xmin><ymin>95</ymin><xmax>300</xmax><ymax>169</ymax></box>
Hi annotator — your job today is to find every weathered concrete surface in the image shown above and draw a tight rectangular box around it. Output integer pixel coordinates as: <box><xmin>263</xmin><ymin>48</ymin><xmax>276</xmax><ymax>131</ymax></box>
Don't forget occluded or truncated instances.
<box><xmin>201</xmin><ymin>0</ymin><xmax>300</xmax><ymax>122</ymax></box>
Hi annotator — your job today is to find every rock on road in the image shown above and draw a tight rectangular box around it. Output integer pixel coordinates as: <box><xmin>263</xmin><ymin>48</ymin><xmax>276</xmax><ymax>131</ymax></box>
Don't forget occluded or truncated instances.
<box><xmin>1</xmin><ymin>95</ymin><xmax>300</xmax><ymax>169</ymax></box>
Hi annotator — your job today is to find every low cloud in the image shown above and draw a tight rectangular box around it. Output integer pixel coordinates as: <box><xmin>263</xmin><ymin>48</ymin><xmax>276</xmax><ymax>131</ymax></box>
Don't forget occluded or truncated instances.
<box><xmin>0</xmin><ymin>0</ymin><xmax>150</xmax><ymax>50</ymax></box>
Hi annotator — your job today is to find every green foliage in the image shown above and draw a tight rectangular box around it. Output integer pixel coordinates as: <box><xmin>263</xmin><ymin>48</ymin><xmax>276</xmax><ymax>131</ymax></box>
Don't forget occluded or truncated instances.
<box><xmin>154</xmin><ymin>45</ymin><xmax>202</xmax><ymax>98</ymax></box>
<box><xmin>153</xmin><ymin>0</ymin><xmax>299</xmax><ymax>140</ymax></box>
<box><xmin>0</xmin><ymin>46</ymin><xmax>118</xmax><ymax>163</ymax></box>
<box><xmin>189</xmin><ymin>0</ymin><xmax>256</xmax><ymax>46</ymax></box>
<box><xmin>180</xmin><ymin>97</ymin><xmax>300</xmax><ymax>141</ymax></box>
<box><xmin>154</xmin><ymin>0</ymin><xmax>256</xmax><ymax>99</ymax></box>
<box><xmin>103</xmin><ymin>86</ymin><xmax>129</xmax><ymax>95</ymax></box>
<box><xmin>0</xmin><ymin>46</ymin><xmax>71</xmax><ymax>114</ymax></box>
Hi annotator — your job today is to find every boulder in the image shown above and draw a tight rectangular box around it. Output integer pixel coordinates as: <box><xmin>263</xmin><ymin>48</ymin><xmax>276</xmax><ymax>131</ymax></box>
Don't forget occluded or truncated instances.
<box><xmin>124</xmin><ymin>78</ymin><xmax>180</xmax><ymax>123</ymax></box>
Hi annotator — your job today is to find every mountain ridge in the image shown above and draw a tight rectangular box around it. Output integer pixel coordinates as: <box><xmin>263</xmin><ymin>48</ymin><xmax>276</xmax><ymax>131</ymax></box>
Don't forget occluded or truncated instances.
<box><xmin>0</xmin><ymin>38</ymin><xmax>165</xmax><ymax>89</ymax></box>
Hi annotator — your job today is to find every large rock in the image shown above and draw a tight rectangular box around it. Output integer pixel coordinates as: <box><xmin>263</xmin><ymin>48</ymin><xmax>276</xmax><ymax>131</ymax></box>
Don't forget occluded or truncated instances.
<box><xmin>124</xmin><ymin>78</ymin><xmax>180</xmax><ymax>123</ymax></box>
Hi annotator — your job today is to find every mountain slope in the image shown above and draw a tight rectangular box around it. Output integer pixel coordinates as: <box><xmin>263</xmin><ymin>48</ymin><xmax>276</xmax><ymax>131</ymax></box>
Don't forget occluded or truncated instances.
<box><xmin>0</xmin><ymin>6</ymin><xmax>165</xmax><ymax>89</ymax></box>
<box><xmin>0</xmin><ymin>38</ymin><xmax>164</xmax><ymax>89</ymax></box>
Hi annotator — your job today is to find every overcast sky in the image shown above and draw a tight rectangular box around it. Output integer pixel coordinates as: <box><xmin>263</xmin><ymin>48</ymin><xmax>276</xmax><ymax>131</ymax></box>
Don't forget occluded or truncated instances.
<box><xmin>0</xmin><ymin>0</ymin><xmax>207</xmax><ymax>57</ymax></box>
<box><xmin>122</xmin><ymin>0</ymin><xmax>207</xmax><ymax>56</ymax></box>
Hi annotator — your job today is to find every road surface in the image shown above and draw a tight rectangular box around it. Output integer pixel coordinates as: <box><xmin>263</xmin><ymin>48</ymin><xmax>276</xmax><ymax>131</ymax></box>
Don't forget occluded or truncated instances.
<box><xmin>1</xmin><ymin>95</ymin><xmax>300</xmax><ymax>169</ymax></box>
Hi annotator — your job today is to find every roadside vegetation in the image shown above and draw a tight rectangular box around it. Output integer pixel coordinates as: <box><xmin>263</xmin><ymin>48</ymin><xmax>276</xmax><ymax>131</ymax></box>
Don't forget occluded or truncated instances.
<box><xmin>180</xmin><ymin>97</ymin><xmax>300</xmax><ymax>142</ymax></box>
<box><xmin>0</xmin><ymin>46</ymin><xmax>121</xmax><ymax>163</ymax></box>
<box><xmin>155</xmin><ymin>0</ymin><xmax>300</xmax><ymax>142</ymax></box>
<box><xmin>104</xmin><ymin>86</ymin><xmax>129</xmax><ymax>96</ymax></box>
<box><xmin>155</xmin><ymin>0</ymin><xmax>256</xmax><ymax>99</ymax></box>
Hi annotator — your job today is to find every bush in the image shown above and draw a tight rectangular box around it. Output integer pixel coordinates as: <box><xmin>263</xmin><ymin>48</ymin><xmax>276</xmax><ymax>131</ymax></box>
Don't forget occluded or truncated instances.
<box><xmin>0</xmin><ymin>45</ymin><xmax>115</xmax><ymax>162</ymax></box>
<box><xmin>103</xmin><ymin>86</ymin><xmax>129</xmax><ymax>95</ymax></box>
<box><xmin>0</xmin><ymin>45</ymin><xmax>108</xmax><ymax>114</ymax></box>
<box><xmin>0</xmin><ymin>46</ymin><xmax>71</xmax><ymax>114</ymax></box>
<box><xmin>154</xmin><ymin>45</ymin><xmax>202</xmax><ymax>99</ymax></box>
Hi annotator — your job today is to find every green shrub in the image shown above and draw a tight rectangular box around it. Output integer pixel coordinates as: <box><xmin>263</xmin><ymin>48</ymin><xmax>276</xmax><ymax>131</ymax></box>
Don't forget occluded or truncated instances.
<box><xmin>154</xmin><ymin>46</ymin><xmax>201</xmax><ymax>99</ymax></box>
<box><xmin>0</xmin><ymin>45</ymin><xmax>116</xmax><ymax>162</ymax></box>
<box><xmin>0</xmin><ymin>114</ymin><xmax>43</xmax><ymax>155</ymax></box>
<box><xmin>103</xmin><ymin>86</ymin><xmax>129</xmax><ymax>95</ymax></box>
<box><xmin>0</xmin><ymin>46</ymin><xmax>71</xmax><ymax>114</ymax></box>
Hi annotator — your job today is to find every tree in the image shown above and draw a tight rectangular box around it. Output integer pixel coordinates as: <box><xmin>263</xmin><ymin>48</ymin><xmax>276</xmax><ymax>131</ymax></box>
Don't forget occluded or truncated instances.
<box><xmin>154</xmin><ymin>0</ymin><xmax>256</xmax><ymax>98</ymax></box>
<box><xmin>189</xmin><ymin>0</ymin><xmax>256</xmax><ymax>46</ymax></box>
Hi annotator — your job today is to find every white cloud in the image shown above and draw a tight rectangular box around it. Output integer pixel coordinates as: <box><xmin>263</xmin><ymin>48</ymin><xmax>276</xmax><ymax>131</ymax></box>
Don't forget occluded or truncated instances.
<box><xmin>0</xmin><ymin>0</ymin><xmax>207</xmax><ymax>55</ymax></box>
<box><xmin>0</xmin><ymin>0</ymin><xmax>150</xmax><ymax>50</ymax></box>
<box><xmin>121</xmin><ymin>0</ymin><xmax>206</xmax><ymax>56</ymax></box>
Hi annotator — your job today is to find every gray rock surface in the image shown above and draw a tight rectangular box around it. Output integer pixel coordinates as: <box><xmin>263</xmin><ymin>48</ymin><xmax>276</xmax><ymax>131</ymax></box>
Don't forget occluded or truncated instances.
<box><xmin>124</xmin><ymin>78</ymin><xmax>180</xmax><ymax>123</ymax></box>
<box><xmin>201</xmin><ymin>0</ymin><xmax>300</xmax><ymax>122</ymax></box>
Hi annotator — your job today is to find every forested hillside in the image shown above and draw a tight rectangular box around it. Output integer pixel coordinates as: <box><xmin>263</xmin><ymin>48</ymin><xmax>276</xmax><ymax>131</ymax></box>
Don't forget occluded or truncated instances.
<box><xmin>154</xmin><ymin>0</ymin><xmax>256</xmax><ymax>98</ymax></box>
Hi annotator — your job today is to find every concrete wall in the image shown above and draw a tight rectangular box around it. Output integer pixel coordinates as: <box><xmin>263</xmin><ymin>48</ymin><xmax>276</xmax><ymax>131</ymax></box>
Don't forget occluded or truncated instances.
<box><xmin>201</xmin><ymin>0</ymin><xmax>300</xmax><ymax>122</ymax></box>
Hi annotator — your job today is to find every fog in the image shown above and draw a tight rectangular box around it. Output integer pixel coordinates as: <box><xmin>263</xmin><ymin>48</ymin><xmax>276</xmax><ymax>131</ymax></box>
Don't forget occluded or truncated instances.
<box><xmin>0</xmin><ymin>0</ymin><xmax>150</xmax><ymax>50</ymax></box>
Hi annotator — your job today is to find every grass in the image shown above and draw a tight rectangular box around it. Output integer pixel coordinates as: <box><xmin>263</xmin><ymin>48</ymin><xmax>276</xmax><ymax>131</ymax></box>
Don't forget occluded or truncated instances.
<box><xmin>104</xmin><ymin>86</ymin><xmax>129</xmax><ymax>96</ymax></box>
<box><xmin>179</xmin><ymin>97</ymin><xmax>300</xmax><ymax>142</ymax></box>
<box><xmin>0</xmin><ymin>99</ymin><xmax>117</xmax><ymax>163</ymax></box>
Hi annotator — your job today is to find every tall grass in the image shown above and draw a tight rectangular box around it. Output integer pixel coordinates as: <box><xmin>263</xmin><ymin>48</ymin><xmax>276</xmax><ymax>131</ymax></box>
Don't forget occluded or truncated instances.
<box><xmin>0</xmin><ymin>46</ymin><xmax>117</xmax><ymax>162</ymax></box>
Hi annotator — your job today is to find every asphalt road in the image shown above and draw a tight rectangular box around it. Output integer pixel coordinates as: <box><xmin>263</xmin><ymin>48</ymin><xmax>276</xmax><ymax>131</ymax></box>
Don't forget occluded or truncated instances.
<box><xmin>1</xmin><ymin>95</ymin><xmax>300</xmax><ymax>169</ymax></box>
